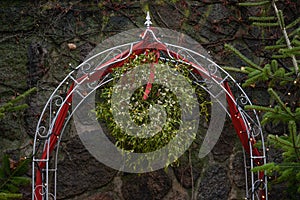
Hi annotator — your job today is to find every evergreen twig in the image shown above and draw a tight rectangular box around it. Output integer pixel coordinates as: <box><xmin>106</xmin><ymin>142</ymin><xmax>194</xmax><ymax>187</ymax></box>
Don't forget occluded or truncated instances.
<box><xmin>272</xmin><ymin>0</ymin><xmax>299</xmax><ymax>75</ymax></box>
<box><xmin>224</xmin><ymin>44</ymin><xmax>262</xmax><ymax>70</ymax></box>
<box><xmin>0</xmin><ymin>87</ymin><xmax>36</xmax><ymax>119</ymax></box>
<box><xmin>238</xmin><ymin>1</ymin><xmax>270</xmax><ymax>7</ymax></box>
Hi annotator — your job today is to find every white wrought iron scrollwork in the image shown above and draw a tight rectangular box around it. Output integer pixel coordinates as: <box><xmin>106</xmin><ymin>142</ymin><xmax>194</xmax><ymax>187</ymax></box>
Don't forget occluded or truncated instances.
<box><xmin>32</xmin><ymin>12</ymin><xmax>268</xmax><ymax>200</ymax></box>
<box><xmin>207</xmin><ymin>63</ymin><xmax>218</xmax><ymax>75</ymax></box>
<box><xmin>236</xmin><ymin>94</ymin><xmax>249</xmax><ymax>107</ymax></box>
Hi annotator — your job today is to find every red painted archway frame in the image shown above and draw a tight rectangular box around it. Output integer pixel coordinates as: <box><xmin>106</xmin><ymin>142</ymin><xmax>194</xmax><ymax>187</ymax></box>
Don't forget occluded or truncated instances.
<box><xmin>34</xmin><ymin>29</ymin><xmax>266</xmax><ymax>200</ymax></box>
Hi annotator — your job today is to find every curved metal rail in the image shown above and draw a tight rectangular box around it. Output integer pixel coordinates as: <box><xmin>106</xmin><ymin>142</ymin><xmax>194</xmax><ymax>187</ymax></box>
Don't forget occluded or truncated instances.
<box><xmin>32</xmin><ymin>14</ymin><xmax>268</xmax><ymax>200</ymax></box>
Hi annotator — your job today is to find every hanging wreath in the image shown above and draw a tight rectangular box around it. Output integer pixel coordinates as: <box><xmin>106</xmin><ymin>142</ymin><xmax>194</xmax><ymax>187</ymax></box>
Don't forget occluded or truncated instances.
<box><xmin>95</xmin><ymin>51</ymin><xmax>211</xmax><ymax>156</ymax></box>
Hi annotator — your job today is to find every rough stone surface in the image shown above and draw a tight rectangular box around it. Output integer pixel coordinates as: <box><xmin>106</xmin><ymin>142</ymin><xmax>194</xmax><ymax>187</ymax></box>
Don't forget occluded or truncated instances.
<box><xmin>56</xmin><ymin>136</ymin><xmax>117</xmax><ymax>199</ymax></box>
<box><xmin>212</xmin><ymin>120</ymin><xmax>236</xmax><ymax>162</ymax></box>
<box><xmin>197</xmin><ymin>164</ymin><xmax>231</xmax><ymax>200</ymax></box>
<box><xmin>230</xmin><ymin>151</ymin><xmax>246</xmax><ymax>189</ymax></box>
<box><xmin>0</xmin><ymin>0</ymin><xmax>298</xmax><ymax>199</ymax></box>
<box><xmin>121</xmin><ymin>170</ymin><xmax>172</xmax><ymax>200</ymax></box>
<box><xmin>173</xmin><ymin>145</ymin><xmax>204</xmax><ymax>189</ymax></box>
<box><xmin>163</xmin><ymin>170</ymin><xmax>189</xmax><ymax>200</ymax></box>
<box><xmin>86</xmin><ymin>193</ymin><xmax>114</xmax><ymax>200</ymax></box>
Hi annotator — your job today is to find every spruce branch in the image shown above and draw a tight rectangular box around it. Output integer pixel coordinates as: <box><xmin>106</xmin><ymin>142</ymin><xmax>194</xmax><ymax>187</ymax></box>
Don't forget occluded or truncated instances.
<box><xmin>239</xmin><ymin>1</ymin><xmax>270</xmax><ymax>7</ymax></box>
<box><xmin>286</xmin><ymin>17</ymin><xmax>300</xmax><ymax>30</ymax></box>
<box><xmin>230</xmin><ymin>1</ymin><xmax>300</xmax><ymax>193</ymax></box>
<box><xmin>0</xmin><ymin>193</ymin><xmax>22</xmax><ymax>199</ymax></box>
<box><xmin>222</xmin><ymin>66</ymin><xmax>249</xmax><ymax>74</ymax></box>
<box><xmin>244</xmin><ymin>105</ymin><xmax>274</xmax><ymax>112</ymax></box>
<box><xmin>279</xmin><ymin>46</ymin><xmax>300</xmax><ymax>55</ymax></box>
<box><xmin>268</xmin><ymin>134</ymin><xmax>294</xmax><ymax>148</ymax></box>
<box><xmin>252</xmin><ymin>162</ymin><xmax>279</xmax><ymax>172</ymax></box>
<box><xmin>0</xmin><ymin>87</ymin><xmax>36</xmax><ymax>119</ymax></box>
<box><xmin>0</xmin><ymin>156</ymin><xmax>30</xmax><ymax>192</ymax></box>
<box><xmin>292</xmin><ymin>38</ymin><xmax>300</xmax><ymax>46</ymax></box>
<box><xmin>272</xmin><ymin>54</ymin><xmax>288</xmax><ymax>59</ymax></box>
<box><xmin>252</xmin><ymin>22</ymin><xmax>279</xmax><ymax>27</ymax></box>
<box><xmin>265</xmin><ymin>44</ymin><xmax>286</xmax><ymax>50</ymax></box>
<box><xmin>272</xmin><ymin>0</ymin><xmax>299</xmax><ymax>75</ymax></box>
<box><xmin>224</xmin><ymin>44</ymin><xmax>262</xmax><ymax>70</ymax></box>
<box><xmin>249</xmin><ymin>16</ymin><xmax>276</xmax><ymax>21</ymax></box>
<box><xmin>267</xmin><ymin>88</ymin><xmax>294</xmax><ymax>116</ymax></box>
<box><xmin>288</xmin><ymin>120</ymin><xmax>300</xmax><ymax>161</ymax></box>
<box><xmin>276</xmin><ymin>27</ymin><xmax>300</xmax><ymax>45</ymax></box>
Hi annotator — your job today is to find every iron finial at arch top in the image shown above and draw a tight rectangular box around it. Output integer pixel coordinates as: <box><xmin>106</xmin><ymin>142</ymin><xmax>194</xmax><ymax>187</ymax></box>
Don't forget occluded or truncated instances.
<box><xmin>144</xmin><ymin>11</ymin><xmax>152</xmax><ymax>28</ymax></box>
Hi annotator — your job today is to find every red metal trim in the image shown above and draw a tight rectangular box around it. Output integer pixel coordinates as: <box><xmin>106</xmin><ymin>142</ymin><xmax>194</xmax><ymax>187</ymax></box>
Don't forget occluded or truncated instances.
<box><xmin>35</xmin><ymin>39</ymin><xmax>266</xmax><ymax>200</ymax></box>
<box><xmin>35</xmin><ymin>83</ymin><xmax>74</xmax><ymax>200</ymax></box>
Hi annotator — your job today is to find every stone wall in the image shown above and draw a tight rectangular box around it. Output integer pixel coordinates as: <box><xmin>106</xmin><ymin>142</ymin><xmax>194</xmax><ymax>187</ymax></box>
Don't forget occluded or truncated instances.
<box><xmin>0</xmin><ymin>0</ymin><xmax>299</xmax><ymax>199</ymax></box>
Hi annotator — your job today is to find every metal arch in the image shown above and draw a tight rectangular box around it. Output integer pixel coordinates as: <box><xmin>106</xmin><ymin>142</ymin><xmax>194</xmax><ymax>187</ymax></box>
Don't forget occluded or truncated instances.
<box><xmin>32</xmin><ymin>13</ymin><xmax>268</xmax><ymax>200</ymax></box>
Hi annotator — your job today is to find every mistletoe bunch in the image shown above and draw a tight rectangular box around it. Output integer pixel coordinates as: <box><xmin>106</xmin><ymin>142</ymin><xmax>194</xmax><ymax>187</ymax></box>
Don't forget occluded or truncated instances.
<box><xmin>95</xmin><ymin>52</ymin><xmax>210</xmax><ymax>157</ymax></box>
